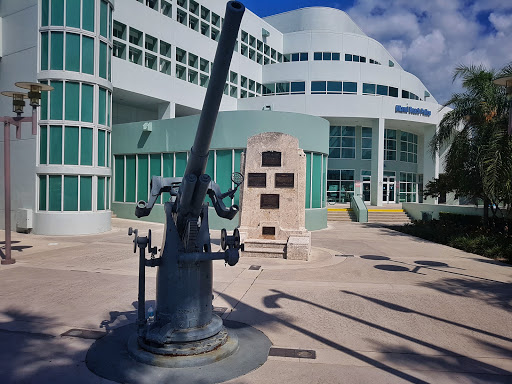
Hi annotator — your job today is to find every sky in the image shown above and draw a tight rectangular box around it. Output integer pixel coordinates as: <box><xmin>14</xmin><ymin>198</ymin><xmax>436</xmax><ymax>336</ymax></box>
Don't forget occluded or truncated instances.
<box><xmin>241</xmin><ymin>0</ymin><xmax>512</xmax><ymax>104</ymax></box>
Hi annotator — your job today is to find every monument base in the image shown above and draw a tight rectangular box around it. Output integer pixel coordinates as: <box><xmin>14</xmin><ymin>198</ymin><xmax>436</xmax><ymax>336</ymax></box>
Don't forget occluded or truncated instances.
<box><xmin>128</xmin><ymin>326</ymin><xmax>239</xmax><ymax>368</ymax></box>
<box><xmin>86</xmin><ymin>320</ymin><xmax>271</xmax><ymax>384</ymax></box>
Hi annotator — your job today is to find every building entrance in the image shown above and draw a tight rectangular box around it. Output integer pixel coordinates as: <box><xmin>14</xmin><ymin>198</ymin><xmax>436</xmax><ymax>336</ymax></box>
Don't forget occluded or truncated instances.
<box><xmin>383</xmin><ymin>176</ymin><xmax>396</xmax><ymax>203</ymax></box>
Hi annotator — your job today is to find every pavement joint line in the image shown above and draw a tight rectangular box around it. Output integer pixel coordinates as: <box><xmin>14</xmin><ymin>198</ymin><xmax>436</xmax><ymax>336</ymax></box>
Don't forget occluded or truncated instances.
<box><xmin>223</xmin><ymin>268</ymin><xmax>263</xmax><ymax>320</ymax></box>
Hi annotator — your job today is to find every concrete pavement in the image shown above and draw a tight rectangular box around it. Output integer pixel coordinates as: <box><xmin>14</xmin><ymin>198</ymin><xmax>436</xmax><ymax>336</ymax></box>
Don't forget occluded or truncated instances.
<box><xmin>0</xmin><ymin>218</ymin><xmax>511</xmax><ymax>383</ymax></box>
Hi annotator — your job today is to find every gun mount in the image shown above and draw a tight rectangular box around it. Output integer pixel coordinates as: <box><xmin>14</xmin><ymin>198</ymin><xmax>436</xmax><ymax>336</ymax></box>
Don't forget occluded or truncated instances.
<box><xmin>126</xmin><ymin>1</ymin><xmax>246</xmax><ymax>366</ymax></box>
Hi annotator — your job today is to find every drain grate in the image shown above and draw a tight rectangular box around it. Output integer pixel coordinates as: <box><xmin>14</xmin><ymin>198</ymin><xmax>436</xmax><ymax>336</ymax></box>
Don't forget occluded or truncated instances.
<box><xmin>61</xmin><ymin>329</ymin><xmax>106</xmax><ymax>339</ymax></box>
<box><xmin>269</xmin><ymin>347</ymin><xmax>316</xmax><ymax>359</ymax></box>
<box><xmin>249</xmin><ymin>265</ymin><xmax>261</xmax><ymax>270</ymax></box>
<box><xmin>335</xmin><ymin>254</ymin><xmax>354</xmax><ymax>257</ymax></box>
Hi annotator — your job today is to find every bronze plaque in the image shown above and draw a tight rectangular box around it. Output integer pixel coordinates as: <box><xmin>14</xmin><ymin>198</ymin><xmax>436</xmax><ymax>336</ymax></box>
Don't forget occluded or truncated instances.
<box><xmin>275</xmin><ymin>173</ymin><xmax>294</xmax><ymax>188</ymax></box>
<box><xmin>248</xmin><ymin>173</ymin><xmax>266</xmax><ymax>188</ymax></box>
<box><xmin>262</xmin><ymin>151</ymin><xmax>281</xmax><ymax>167</ymax></box>
<box><xmin>262</xmin><ymin>227</ymin><xmax>275</xmax><ymax>236</ymax></box>
<box><xmin>260</xmin><ymin>194</ymin><xmax>279</xmax><ymax>209</ymax></box>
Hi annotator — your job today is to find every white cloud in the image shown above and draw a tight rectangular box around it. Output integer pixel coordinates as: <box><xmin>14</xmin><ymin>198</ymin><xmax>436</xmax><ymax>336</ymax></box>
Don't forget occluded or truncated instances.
<box><xmin>346</xmin><ymin>0</ymin><xmax>512</xmax><ymax>104</ymax></box>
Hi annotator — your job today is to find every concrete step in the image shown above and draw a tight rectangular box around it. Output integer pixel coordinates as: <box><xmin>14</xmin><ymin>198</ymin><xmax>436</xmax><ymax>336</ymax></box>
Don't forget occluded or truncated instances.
<box><xmin>327</xmin><ymin>209</ymin><xmax>357</xmax><ymax>222</ymax></box>
<box><xmin>367</xmin><ymin>210</ymin><xmax>411</xmax><ymax>224</ymax></box>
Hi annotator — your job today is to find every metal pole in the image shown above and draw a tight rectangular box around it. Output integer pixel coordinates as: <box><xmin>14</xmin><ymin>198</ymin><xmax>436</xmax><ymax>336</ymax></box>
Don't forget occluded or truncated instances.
<box><xmin>2</xmin><ymin>120</ymin><xmax>14</xmax><ymax>265</ymax></box>
<box><xmin>137</xmin><ymin>243</ymin><xmax>146</xmax><ymax>335</ymax></box>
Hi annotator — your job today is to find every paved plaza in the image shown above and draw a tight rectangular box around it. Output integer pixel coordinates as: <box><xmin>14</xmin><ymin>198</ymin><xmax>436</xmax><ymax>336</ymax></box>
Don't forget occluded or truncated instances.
<box><xmin>1</xmin><ymin>218</ymin><xmax>511</xmax><ymax>383</ymax></box>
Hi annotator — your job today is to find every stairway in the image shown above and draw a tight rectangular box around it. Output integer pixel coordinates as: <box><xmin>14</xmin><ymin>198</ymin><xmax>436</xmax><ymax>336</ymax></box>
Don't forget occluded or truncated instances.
<box><xmin>367</xmin><ymin>209</ymin><xmax>411</xmax><ymax>224</ymax></box>
<box><xmin>327</xmin><ymin>208</ymin><xmax>357</xmax><ymax>222</ymax></box>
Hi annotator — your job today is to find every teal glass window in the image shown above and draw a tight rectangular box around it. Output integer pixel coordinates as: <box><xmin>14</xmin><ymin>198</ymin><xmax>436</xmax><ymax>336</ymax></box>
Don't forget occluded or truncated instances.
<box><xmin>65</xmin><ymin>33</ymin><xmax>80</xmax><ymax>72</ymax></box>
<box><xmin>64</xmin><ymin>176</ymin><xmax>79</xmax><ymax>211</ymax></box>
<box><xmin>108</xmin><ymin>47</ymin><xmax>112</xmax><ymax>81</ymax></box>
<box><xmin>42</xmin><ymin>0</ymin><xmax>49</xmax><ymax>26</ymax></box>
<box><xmin>384</xmin><ymin>129</ymin><xmax>397</xmax><ymax>161</ymax></box>
<box><xmin>162</xmin><ymin>153</ymin><xmax>174</xmax><ymax>202</ymax></box>
<box><xmin>81</xmin><ymin>127</ymin><xmax>93</xmax><ymax>165</ymax></box>
<box><xmin>82</xmin><ymin>0</ymin><xmax>95</xmax><ymax>32</ymax></box>
<box><xmin>107</xmin><ymin>91</ymin><xmax>111</xmax><ymax>126</ymax></box>
<box><xmin>215</xmin><ymin>150</ymin><xmax>232</xmax><ymax>206</ymax></box>
<box><xmin>49</xmin><ymin>126</ymin><xmax>63</xmax><ymax>164</ymax></box>
<box><xmin>50</xmin><ymin>81</ymin><xmax>63</xmax><ymax>120</ymax></box>
<box><xmin>150</xmin><ymin>154</ymin><xmax>161</xmax><ymax>204</ymax></box>
<box><xmin>50</xmin><ymin>32</ymin><xmax>64</xmax><ymax>70</ymax></box>
<box><xmin>107</xmin><ymin>178</ymin><xmax>111</xmax><ymax>209</ymax></box>
<box><xmin>343</xmin><ymin>82</ymin><xmax>357</xmax><ymax>94</ymax></box>
<box><xmin>51</xmin><ymin>0</ymin><xmax>64</xmax><ymax>26</ymax></box>
<box><xmin>98</xmin><ymin>88</ymin><xmax>106</xmax><ymax>125</ymax></box>
<box><xmin>311</xmin><ymin>81</ymin><xmax>326</xmax><ymax>94</ymax></box>
<box><xmin>125</xmin><ymin>155</ymin><xmax>136</xmax><ymax>202</ymax></box>
<box><xmin>80</xmin><ymin>176</ymin><xmax>92</xmax><ymax>211</ymax></box>
<box><xmin>64</xmin><ymin>126</ymin><xmax>79</xmax><ymax>165</ymax></box>
<box><xmin>99</xmin><ymin>42</ymin><xmax>107</xmax><ymax>79</ymax></box>
<box><xmin>114</xmin><ymin>156</ymin><xmax>125</xmax><ymax>202</ymax></box>
<box><xmin>82</xmin><ymin>36</ymin><xmax>94</xmax><ymax>75</ymax></box>
<box><xmin>98</xmin><ymin>129</ymin><xmax>106</xmax><ymax>166</ymax></box>
<box><xmin>329</xmin><ymin>126</ymin><xmax>341</xmax><ymax>158</ymax></box>
<box><xmin>39</xmin><ymin>175</ymin><xmax>47</xmax><ymax>211</ymax></box>
<box><xmin>66</xmin><ymin>0</ymin><xmax>80</xmax><ymax>28</ymax></box>
<box><xmin>305</xmin><ymin>152</ymin><xmax>311</xmax><ymax>208</ymax></box>
<box><xmin>100</xmin><ymin>1</ymin><xmax>108</xmax><ymax>37</ymax></box>
<box><xmin>341</xmin><ymin>126</ymin><xmax>356</xmax><ymax>159</ymax></box>
<box><xmin>107</xmin><ymin>132</ymin><xmax>111</xmax><ymax>166</ymax></box>
<box><xmin>41</xmin><ymin>32</ymin><xmax>49</xmax><ymax>70</ymax></box>
<box><xmin>361</xmin><ymin>127</ymin><xmax>372</xmax><ymax>160</ymax></box>
<box><xmin>327</xmin><ymin>81</ymin><xmax>342</xmax><ymax>94</ymax></box>
<box><xmin>40</xmin><ymin>81</ymin><xmax>48</xmax><ymax>120</ymax></box>
<box><xmin>109</xmin><ymin>7</ymin><xmax>113</xmax><ymax>40</ymax></box>
<box><xmin>40</xmin><ymin>126</ymin><xmax>48</xmax><ymax>164</ymax></box>
<box><xmin>377</xmin><ymin>85</ymin><xmax>388</xmax><ymax>96</ymax></box>
<box><xmin>98</xmin><ymin>177</ymin><xmax>105</xmax><ymax>210</ymax></box>
<box><xmin>312</xmin><ymin>154</ymin><xmax>323</xmax><ymax>208</ymax></box>
<box><xmin>175</xmin><ymin>152</ymin><xmax>187</xmax><ymax>177</ymax></box>
<box><xmin>137</xmin><ymin>155</ymin><xmax>148</xmax><ymax>202</ymax></box>
<box><xmin>49</xmin><ymin>175</ymin><xmax>62</xmax><ymax>211</ymax></box>
<box><xmin>363</xmin><ymin>83</ymin><xmax>376</xmax><ymax>95</ymax></box>
<box><xmin>65</xmin><ymin>82</ymin><xmax>79</xmax><ymax>121</ymax></box>
<box><xmin>81</xmin><ymin>84</ymin><xmax>93</xmax><ymax>123</ymax></box>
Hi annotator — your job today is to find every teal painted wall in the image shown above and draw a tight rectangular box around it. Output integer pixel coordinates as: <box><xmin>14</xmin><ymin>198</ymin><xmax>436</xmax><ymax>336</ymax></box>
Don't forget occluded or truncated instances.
<box><xmin>111</xmin><ymin>111</ymin><xmax>329</xmax><ymax>230</ymax></box>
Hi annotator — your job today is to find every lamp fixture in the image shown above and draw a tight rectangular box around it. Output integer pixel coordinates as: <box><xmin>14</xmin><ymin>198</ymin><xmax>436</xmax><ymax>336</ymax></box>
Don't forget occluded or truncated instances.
<box><xmin>15</xmin><ymin>82</ymin><xmax>54</xmax><ymax>108</ymax></box>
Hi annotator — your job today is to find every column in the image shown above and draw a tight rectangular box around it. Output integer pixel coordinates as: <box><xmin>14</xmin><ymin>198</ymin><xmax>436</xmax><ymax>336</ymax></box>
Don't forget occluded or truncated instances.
<box><xmin>422</xmin><ymin>124</ymin><xmax>439</xmax><ymax>204</ymax></box>
<box><xmin>370</xmin><ymin>118</ymin><xmax>384</xmax><ymax>206</ymax></box>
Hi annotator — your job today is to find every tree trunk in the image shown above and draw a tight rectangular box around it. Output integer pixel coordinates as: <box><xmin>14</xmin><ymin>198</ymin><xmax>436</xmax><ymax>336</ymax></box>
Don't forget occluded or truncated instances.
<box><xmin>483</xmin><ymin>198</ymin><xmax>489</xmax><ymax>227</ymax></box>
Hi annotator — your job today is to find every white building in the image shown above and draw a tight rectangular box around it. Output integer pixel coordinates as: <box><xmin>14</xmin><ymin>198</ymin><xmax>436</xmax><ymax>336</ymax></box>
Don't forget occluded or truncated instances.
<box><xmin>0</xmin><ymin>0</ymin><xmax>446</xmax><ymax>235</ymax></box>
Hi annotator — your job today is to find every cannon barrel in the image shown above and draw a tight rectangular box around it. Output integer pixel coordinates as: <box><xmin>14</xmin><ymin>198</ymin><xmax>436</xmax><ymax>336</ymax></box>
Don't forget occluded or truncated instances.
<box><xmin>184</xmin><ymin>1</ymin><xmax>245</xmax><ymax>178</ymax></box>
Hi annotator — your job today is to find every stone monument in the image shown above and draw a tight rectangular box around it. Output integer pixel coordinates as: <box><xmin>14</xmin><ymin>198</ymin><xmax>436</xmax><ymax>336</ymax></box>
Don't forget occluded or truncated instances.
<box><xmin>239</xmin><ymin>132</ymin><xmax>311</xmax><ymax>260</ymax></box>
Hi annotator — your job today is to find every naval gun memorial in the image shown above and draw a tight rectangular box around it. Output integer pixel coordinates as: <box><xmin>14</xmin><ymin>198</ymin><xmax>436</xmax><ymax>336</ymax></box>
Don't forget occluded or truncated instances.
<box><xmin>86</xmin><ymin>3</ymin><xmax>271</xmax><ymax>383</ymax></box>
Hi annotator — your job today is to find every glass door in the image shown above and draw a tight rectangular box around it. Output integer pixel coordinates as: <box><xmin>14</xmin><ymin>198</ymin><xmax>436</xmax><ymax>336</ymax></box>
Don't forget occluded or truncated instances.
<box><xmin>382</xmin><ymin>176</ymin><xmax>396</xmax><ymax>203</ymax></box>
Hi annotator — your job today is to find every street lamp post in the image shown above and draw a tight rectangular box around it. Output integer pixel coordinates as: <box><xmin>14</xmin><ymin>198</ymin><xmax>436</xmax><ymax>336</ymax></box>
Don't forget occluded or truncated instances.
<box><xmin>1</xmin><ymin>82</ymin><xmax>53</xmax><ymax>265</ymax></box>
<box><xmin>493</xmin><ymin>75</ymin><xmax>512</xmax><ymax>134</ymax></box>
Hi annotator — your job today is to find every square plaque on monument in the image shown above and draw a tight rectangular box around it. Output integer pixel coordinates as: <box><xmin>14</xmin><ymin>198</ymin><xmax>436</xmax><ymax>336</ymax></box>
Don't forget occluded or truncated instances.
<box><xmin>260</xmin><ymin>194</ymin><xmax>279</xmax><ymax>209</ymax></box>
<box><xmin>275</xmin><ymin>173</ymin><xmax>294</xmax><ymax>188</ymax></box>
<box><xmin>262</xmin><ymin>151</ymin><xmax>281</xmax><ymax>167</ymax></box>
<box><xmin>248</xmin><ymin>173</ymin><xmax>267</xmax><ymax>188</ymax></box>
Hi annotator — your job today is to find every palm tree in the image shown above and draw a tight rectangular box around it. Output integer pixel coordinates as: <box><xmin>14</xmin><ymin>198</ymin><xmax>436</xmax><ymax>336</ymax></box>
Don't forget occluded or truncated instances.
<box><xmin>429</xmin><ymin>63</ymin><xmax>512</xmax><ymax>225</ymax></box>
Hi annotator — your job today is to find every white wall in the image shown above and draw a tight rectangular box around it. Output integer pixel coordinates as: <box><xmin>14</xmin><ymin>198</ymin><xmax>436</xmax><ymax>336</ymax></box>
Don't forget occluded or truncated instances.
<box><xmin>0</xmin><ymin>3</ymin><xmax>38</xmax><ymax>230</ymax></box>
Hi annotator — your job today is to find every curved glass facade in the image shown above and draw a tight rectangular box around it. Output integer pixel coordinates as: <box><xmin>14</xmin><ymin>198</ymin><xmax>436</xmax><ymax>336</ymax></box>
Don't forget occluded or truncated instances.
<box><xmin>38</xmin><ymin>0</ymin><xmax>113</xmax><ymax>225</ymax></box>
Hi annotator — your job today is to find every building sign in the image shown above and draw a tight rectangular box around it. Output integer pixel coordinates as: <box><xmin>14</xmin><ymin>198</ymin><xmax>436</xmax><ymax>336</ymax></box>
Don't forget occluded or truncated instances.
<box><xmin>395</xmin><ymin>105</ymin><xmax>431</xmax><ymax>117</ymax></box>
